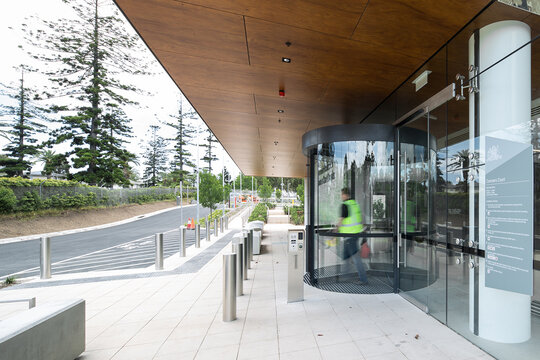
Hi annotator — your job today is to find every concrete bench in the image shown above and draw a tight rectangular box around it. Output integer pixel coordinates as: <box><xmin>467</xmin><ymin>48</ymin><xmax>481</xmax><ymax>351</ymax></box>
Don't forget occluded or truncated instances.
<box><xmin>0</xmin><ymin>299</ymin><xmax>85</xmax><ymax>360</ymax></box>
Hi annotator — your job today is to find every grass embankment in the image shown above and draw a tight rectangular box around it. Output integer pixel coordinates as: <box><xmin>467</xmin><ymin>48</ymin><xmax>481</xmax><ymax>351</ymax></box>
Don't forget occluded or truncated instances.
<box><xmin>0</xmin><ymin>200</ymin><xmax>182</xmax><ymax>239</ymax></box>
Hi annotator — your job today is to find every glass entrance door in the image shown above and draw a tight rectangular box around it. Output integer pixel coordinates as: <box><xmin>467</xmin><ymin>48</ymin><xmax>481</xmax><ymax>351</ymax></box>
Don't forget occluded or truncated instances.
<box><xmin>398</xmin><ymin>116</ymin><xmax>431</xmax><ymax>311</ymax></box>
<box><xmin>397</xmin><ymin>94</ymin><xmax>452</xmax><ymax>323</ymax></box>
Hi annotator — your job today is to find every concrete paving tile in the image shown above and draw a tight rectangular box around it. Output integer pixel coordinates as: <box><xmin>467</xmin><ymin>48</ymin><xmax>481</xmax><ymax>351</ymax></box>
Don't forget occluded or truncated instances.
<box><xmin>364</xmin><ymin>350</ymin><xmax>409</xmax><ymax>360</ymax></box>
<box><xmin>206</xmin><ymin>317</ymin><xmax>245</xmax><ymax>335</ymax></box>
<box><xmin>194</xmin><ymin>344</ymin><xmax>239</xmax><ymax>360</ymax></box>
<box><xmin>156</xmin><ymin>336</ymin><xmax>203</xmax><ymax>356</ymax></box>
<box><xmin>278</xmin><ymin>333</ymin><xmax>318</xmax><ymax>354</ymax></box>
<box><xmin>170</xmin><ymin>323</ymin><xmax>210</xmax><ymax>338</ymax></box>
<box><xmin>434</xmin><ymin>339</ymin><xmax>489</xmax><ymax>360</ymax></box>
<box><xmin>319</xmin><ymin>342</ymin><xmax>365</xmax><ymax>360</ymax></box>
<box><xmin>77</xmin><ymin>348</ymin><xmax>118</xmax><ymax>360</ymax></box>
<box><xmin>200</xmin><ymin>330</ymin><xmax>242</xmax><ymax>349</ymax></box>
<box><xmin>237</xmin><ymin>338</ymin><xmax>279</xmax><ymax>360</ymax></box>
<box><xmin>279</xmin><ymin>347</ymin><xmax>322</xmax><ymax>360</ymax></box>
<box><xmin>126</xmin><ymin>327</ymin><xmax>174</xmax><ymax>346</ymax></box>
<box><xmin>277</xmin><ymin>322</ymin><xmax>312</xmax><ymax>338</ymax></box>
<box><xmin>397</xmin><ymin>338</ymin><xmax>451</xmax><ymax>360</ymax></box>
<box><xmin>314</xmin><ymin>327</ymin><xmax>353</xmax><ymax>347</ymax></box>
<box><xmin>153</xmin><ymin>350</ymin><xmax>197</xmax><ymax>360</ymax></box>
<box><xmin>355</xmin><ymin>335</ymin><xmax>402</xmax><ymax>358</ymax></box>
<box><xmin>110</xmin><ymin>342</ymin><xmax>162</xmax><ymax>360</ymax></box>
<box><xmin>241</xmin><ymin>325</ymin><xmax>278</xmax><ymax>344</ymax></box>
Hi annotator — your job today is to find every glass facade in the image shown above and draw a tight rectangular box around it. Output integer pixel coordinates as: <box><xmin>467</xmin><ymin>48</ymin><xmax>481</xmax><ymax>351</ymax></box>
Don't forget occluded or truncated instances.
<box><xmin>304</xmin><ymin>2</ymin><xmax>540</xmax><ymax>359</ymax></box>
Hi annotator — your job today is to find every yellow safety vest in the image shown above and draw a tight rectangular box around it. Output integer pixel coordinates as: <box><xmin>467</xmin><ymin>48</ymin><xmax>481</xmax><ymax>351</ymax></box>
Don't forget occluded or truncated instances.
<box><xmin>339</xmin><ymin>199</ymin><xmax>363</xmax><ymax>234</ymax></box>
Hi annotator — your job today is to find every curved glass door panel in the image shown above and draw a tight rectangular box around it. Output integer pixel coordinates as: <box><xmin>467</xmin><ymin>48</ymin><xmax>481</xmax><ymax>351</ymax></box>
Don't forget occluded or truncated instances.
<box><xmin>312</xmin><ymin>139</ymin><xmax>394</xmax><ymax>292</ymax></box>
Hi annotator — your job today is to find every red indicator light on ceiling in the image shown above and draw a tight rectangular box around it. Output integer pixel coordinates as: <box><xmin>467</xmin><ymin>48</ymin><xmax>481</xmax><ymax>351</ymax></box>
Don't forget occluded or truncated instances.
<box><xmin>279</xmin><ymin>89</ymin><xmax>285</xmax><ymax>97</ymax></box>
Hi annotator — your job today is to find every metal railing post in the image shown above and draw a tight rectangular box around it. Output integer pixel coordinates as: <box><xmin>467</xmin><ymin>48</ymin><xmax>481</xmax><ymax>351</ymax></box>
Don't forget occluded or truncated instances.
<box><xmin>40</xmin><ymin>236</ymin><xmax>51</xmax><ymax>279</ymax></box>
<box><xmin>232</xmin><ymin>243</ymin><xmax>243</xmax><ymax>296</ymax></box>
<box><xmin>179</xmin><ymin>227</ymin><xmax>186</xmax><ymax>257</ymax></box>
<box><xmin>195</xmin><ymin>224</ymin><xmax>201</xmax><ymax>248</ymax></box>
<box><xmin>223</xmin><ymin>253</ymin><xmax>237</xmax><ymax>322</ymax></box>
<box><xmin>214</xmin><ymin>218</ymin><xmax>219</xmax><ymax>237</ymax></box>
<box><xmin>155</xmin><ymin>233</ymin><xmax>164</xmax><ymax>270</ymax></box>
<box><xmin>28</xmin><ymin>297</ymin><xmax>36</xmax><ymax>309</ymax></box>
<box><xmin>206</xmin><ymin>219</ymin><xmax>211</xmax><ymax>241</ymax></box>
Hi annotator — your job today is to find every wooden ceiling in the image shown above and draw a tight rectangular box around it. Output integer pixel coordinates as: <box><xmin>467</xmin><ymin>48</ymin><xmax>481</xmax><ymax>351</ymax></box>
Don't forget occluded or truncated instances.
<box><xmin>115</xmin><ymin>0</ymin><xmax>494</xmax><ymax>177</ymax></box>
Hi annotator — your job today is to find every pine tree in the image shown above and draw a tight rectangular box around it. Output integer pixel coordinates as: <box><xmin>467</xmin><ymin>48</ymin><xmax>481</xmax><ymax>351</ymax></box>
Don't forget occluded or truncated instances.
<box><xmin>142</xmin><ymin>125</ymin><xmax>168</xmax><ymax>187</ymax></box>
<box><xmin>0</xmin><ymin>66</ymin><xmax>48</xmax><ymax>177</ymax></box>
<box><xmin>165</xmin><ymin>101</ymin><xmax>196</xmax><ymax>184</ymax></box>
<box><xmin>201</xmin><ymin>128</ymin><xmax>219</xmax><ymax>172</ymax></box>
<box><xmin>23</xmin><ymin>0</ymin><xmax>147</xmax><ymax>185</ymax></box>
<box><xmin>99</xmin><ymin>107</ymin><xmax>137</xmax><ymax>187</ymax></box>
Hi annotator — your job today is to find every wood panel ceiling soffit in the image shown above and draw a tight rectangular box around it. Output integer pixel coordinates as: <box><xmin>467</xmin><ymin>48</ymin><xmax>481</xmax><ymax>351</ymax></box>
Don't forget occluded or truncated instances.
<box><xmin>115</xmin><ymin>0</ymin><xmax>493</xmax><ymax>177</ymax></box>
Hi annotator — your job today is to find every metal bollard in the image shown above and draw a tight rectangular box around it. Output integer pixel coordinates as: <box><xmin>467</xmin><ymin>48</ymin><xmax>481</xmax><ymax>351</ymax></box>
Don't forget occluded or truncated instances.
<box><xmin>179</xmin><ymin>227</ymin><xmax>186</xmax><ymax>257</ymax></box>
<box><xmin>246</xmin><ymin>233</ymin><xmax>252</xmax><ymax>269</ymax></box>
<box><xmin>155</xmin><ymin>233</ymin><xmax>164</xmax><ymax>270</ymax></box>
<box><xmin>40</xmin><ymin>236</ymin><xmax>51</xmax><ymax>279</ymax></box>
<box><xmin>249</xmin><ymin>229</ymin><xmax>254</xmax><ymax>262</ymax></box>
<box><xmin>225</xmin><ymin>216</ymin><xmax>229</xmax><ymax>230</ymax></box>
<box><xmin>232</xmin><ymin>243</ymin><xmax>243</xmax><ymax>296</ymax></box>
<box><xmin>214</xmin><ymin>218</ymin><xmax>219</xmax><ymax>237</ymax></box>
<box><xmin>195</xmin><ymin>224</ymin><xmax>200</xmax><ymax>248</ymax></box>
<box><xmin>176</xmin><ymin>196</ymin><xmax>180</xmax><ymax>206</ymax></box>
<box><xmin>220</xmin><ymin>217</ymin><xmax>224</xmax><ymax>233</ymax></box>
<box><xmin>223</xmin><ymin>253</ymin><xmax>237</xmax><ymax>322</ymax></box>
<box><xmin>206</xmin><ymin>219</ymin><xmax>211</xmax><ymax>241</ymax></box>
<box><xmin>241</xmin><ymin>238</ymin><xmax>248</xmax><ymax>280</ymax></box>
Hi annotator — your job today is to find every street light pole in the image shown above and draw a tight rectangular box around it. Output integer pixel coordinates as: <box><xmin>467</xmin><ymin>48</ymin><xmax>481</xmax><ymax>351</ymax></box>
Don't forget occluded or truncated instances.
<box><xmin>222</xmin><ymin>157</ymin><xmax>225</xmax><ymax>214</ymax></box>
<box><xmin>281</xmin><ymin>177</ymin><xmax>284</xmax><ymax>205</ymax></box>
<box><xmin>196</xmin><ymin>123</ymin><xmax>200</xmax><ymax>224</ymax></box>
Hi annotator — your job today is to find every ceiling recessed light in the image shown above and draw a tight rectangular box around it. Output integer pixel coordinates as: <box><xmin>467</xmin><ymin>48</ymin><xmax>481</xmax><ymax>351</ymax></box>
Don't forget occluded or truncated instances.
<box><xmin>277</xmin><ymin>109</ymin><xmax>284</xmax><ymax>113</ymax></box>
<box><xmin>274</xmin><ymin>141</ymin><xmax>279</xmax><ymax>146</ymax></box>
<box><xmin>282</xmin><ymin>57</ymin><xmax>291</xmax><ymax>63</ymax></box>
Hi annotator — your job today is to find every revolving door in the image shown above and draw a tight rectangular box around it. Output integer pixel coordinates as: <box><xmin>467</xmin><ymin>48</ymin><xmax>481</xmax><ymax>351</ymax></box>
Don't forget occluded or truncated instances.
<box><xmin>302</xmin><ymin>123</ymin><xmax>440</xmax><ymax>296</ymax></box>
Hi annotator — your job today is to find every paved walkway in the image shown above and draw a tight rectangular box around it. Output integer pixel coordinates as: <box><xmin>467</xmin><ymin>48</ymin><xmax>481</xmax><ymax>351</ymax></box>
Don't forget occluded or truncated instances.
<box><xmin>0</xmin><ymin>220</ymin><xmax>493</xmax><ymax>360</ymax></box>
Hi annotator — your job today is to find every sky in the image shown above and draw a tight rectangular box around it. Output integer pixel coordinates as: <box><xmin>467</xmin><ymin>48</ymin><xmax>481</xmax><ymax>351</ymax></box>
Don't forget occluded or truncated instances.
<box><xmin>0</xmin><ymin>0</ymin><xmax>240</xmax><ymax>180</ymax></box>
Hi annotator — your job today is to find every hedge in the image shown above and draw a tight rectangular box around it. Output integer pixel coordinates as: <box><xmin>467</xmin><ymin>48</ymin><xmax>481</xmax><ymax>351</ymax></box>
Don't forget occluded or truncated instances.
<box><xmin>0</xmin><ymin>187</ymin><xmax>17</xmax><ymax>214</ymax></box>
<box><xmin>249</xmin><ymin>203</ymin><xmax>268</xmax><ymax>223</ymax></box>
<box><xmin>0</xmin><ymin>177</ymin><xmax>84</xmax><ymax>187</ymax></box>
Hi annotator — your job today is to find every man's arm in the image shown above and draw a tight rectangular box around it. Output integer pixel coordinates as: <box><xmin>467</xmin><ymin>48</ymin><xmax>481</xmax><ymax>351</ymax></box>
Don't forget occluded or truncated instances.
<box><xmin>336</xmin><ymin>204</ymin><xmax>348</xmax><ymax>229</ymax></box>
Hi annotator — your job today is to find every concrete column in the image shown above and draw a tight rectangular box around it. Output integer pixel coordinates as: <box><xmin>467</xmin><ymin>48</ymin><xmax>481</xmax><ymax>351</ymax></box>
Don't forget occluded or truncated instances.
<box><xmin>468</xmin><ymin>20</ymin><xmax>531</xmax><ymax>343</ymax></box>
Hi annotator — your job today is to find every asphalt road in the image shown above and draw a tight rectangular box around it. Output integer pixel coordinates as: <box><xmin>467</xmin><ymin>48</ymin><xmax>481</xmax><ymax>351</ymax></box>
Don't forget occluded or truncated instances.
<box><xmin>0</xmin><ymin>204</ymin><xmax>211</xmax><ymax>279</ymax></box>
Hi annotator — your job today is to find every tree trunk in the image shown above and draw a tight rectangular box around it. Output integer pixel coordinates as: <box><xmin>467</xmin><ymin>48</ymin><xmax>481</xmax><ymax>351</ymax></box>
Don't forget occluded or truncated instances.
<box><xmin>17</xmin><ymin>73</ymin><xmax>25</xmax><ymax>177</ymax></box>
<box><xmin>88</xmin><ymin>0</ymin><xmax>100</xmax><ymax>184</ymax></box>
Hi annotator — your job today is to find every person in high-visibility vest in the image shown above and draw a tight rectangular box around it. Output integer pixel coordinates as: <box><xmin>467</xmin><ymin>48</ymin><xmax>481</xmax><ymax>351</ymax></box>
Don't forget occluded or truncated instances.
<box><xmin>337</xmin><ymin>187</ymin><xmax>368</xmax><ymax>285</ymax></box>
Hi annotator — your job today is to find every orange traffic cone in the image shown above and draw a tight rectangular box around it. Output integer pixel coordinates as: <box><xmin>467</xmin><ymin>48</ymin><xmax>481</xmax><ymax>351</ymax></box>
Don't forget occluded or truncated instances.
<box><xmin>187</xmin><ymin>218</ymin><xmax>192</xmax><ymax>229</ymax></box>
<box><xmin>191</xmin><ymin>218</ymin><xmax>196</xmax><ymax>229</ymax></box>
